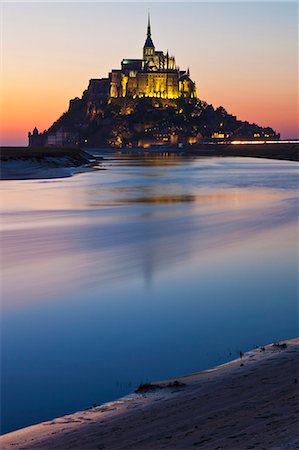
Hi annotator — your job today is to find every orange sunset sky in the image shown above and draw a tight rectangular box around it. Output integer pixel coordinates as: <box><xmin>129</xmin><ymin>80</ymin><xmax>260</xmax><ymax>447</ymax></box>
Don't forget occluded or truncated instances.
<box><xmin>1</xmin><ymin>2</ymin><xmax>298</xmax><ymax>145</ymax></box>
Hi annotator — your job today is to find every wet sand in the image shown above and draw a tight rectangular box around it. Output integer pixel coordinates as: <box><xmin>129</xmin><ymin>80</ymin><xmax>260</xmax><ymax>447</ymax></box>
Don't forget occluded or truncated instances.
<box><xmin>1</xmin><ymin>338</ymin><xmax>298</xmax><ymax>449</ymax></box>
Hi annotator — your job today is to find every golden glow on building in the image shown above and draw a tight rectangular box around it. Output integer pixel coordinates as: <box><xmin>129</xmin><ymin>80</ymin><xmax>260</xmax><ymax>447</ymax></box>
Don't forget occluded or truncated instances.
<box><xmin>212</xmin><ymin>132</ymin><xmax>225</xmax><ymax>139</ymax></box>
<box><xmin>109</xmin><ymin>15</ymin><xmax>197</xmax><ymax>100</ymax></box>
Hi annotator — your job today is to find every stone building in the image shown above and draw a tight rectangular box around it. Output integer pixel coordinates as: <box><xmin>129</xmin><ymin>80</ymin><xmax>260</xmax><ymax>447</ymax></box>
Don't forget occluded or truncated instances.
<box><xmin>109</xmin><ymin>15</ymin><xmax>197</xmax><ymax>100</ymax></box>
<box><xmin>28</xmin><ymin>127</ymin><xmax>44</xmax><ymax>147</ymax></box>
<box><xmin>46</xmin><ymin>126</ymin><xmax>79</xmax><ymax>147</ymax></box>
<box><xmin>28</xmin><ymin>126</ymin><xmax>79</xmax><ymax>148</ymax></box>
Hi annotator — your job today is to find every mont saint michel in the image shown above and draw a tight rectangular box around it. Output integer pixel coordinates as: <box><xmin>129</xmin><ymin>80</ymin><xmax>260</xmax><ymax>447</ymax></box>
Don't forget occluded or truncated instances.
<box><xmin>28</xmin><ymin>16</ymin><xmax>279</xmax><ymax>148</ymax></box>
<box><xmin>1</xmin><ymin>3</ymin><xmax>298</xmax><ymax>450</ymax></box>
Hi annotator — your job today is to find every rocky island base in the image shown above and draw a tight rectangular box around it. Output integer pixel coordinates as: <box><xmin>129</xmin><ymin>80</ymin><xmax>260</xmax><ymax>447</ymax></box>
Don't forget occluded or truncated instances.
<box><xmin>1</xmin><ymin>338</ymin><xmax>298</xmax><ymax>449</ymax></box>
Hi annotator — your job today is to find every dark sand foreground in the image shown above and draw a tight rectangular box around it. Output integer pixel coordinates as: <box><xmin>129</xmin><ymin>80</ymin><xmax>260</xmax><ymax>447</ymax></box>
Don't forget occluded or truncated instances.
<box><xmin>1</xmin><ymin>338</ymin><xmax>298</xmax><ymax>450</ymax></box>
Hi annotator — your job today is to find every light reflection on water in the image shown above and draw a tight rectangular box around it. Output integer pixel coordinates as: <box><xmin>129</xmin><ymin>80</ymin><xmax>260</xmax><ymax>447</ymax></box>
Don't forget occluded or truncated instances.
<box><xmin>1</xmin><ymin>156</ymin><xmax>298</xmax><ymax>434</ymax></box>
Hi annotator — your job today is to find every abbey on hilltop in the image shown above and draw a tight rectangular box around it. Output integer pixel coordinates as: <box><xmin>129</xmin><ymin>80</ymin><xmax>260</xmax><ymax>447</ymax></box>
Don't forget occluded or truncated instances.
<box><xmin>80</xmin><ymin>13</ymin><xmax>197</xmax><ymax>104</ymax></box>
<box><xmin>28</xmin><ymin>15</ymin><xmax>279</xmax><ymax>148</ymax></box>
<box><xmin>109</xmin><ymin>14</ymin><xmax>196</xmax><ymax>99</ymax></box>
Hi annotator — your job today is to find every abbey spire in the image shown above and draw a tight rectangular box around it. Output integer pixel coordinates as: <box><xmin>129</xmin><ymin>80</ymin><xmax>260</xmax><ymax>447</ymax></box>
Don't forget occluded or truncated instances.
<box><xmin>147</xmin><ymin>11</ymin><xmax>151</xmax><ymax>36</ymax></box>
<box><xmin>143</xmin><ymin>12</ymin><xmax>155</xmax><ymax>59</ymax></box>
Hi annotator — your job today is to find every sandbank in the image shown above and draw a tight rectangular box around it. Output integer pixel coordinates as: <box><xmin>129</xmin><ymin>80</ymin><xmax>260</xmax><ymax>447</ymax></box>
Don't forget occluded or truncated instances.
<box><xmin>1</xmin><ymin>338</ymin><xmax>298</xmax><ymax>449</ymax></box>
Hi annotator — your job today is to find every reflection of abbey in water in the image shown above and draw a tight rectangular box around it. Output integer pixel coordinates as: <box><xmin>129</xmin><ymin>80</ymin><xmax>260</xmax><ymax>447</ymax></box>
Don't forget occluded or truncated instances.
<box><xmin>108</xmin><ymin>14</ymin><xmax>196</xmax><ymax>100</ymax></box>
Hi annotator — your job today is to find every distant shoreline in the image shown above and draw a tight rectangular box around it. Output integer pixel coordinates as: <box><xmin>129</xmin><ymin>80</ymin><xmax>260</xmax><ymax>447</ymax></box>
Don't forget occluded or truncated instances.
<box><xmin>0</xmin><ymin>146</ymin><xmax>92</xmax><ymax>160</ymax></box>
<box><xmin>2</xmin><ymin>142</ymin><xmax>297</xmax><ymax>162</ymax></box>
<box><xmin>0</xmin><ymin>147</ymin><xmax>96</xmax><ymax>180</ymax></box>
<box><xmin>116</xmin><ymin>142</ymin><xmax>299</xmax><ymax>162</ymax></box>
<box><xmin>1</xmin><ymin>338</ymin><xmax>298</xmax><ymax>449</ymax></box>
<box><xmin>190</xmin><ymin>142</ymin><xmax>299</xmax><ymax>161</ymax></box>
<box><xmin>0</xmin><ymin>144</ymin><xmax>297</xmax><ymax>181</ymax></box>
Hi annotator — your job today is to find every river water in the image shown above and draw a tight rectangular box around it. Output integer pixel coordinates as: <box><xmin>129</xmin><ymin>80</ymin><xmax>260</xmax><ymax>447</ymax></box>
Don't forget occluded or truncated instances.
<box><xmin>1</xmin><ymin>154</ymin><xmax>298</xmax><ymax>434</ymax></box>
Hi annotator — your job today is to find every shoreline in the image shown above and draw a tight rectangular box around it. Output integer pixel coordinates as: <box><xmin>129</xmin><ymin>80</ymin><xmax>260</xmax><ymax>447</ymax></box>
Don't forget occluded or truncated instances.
<box><xmin>0</xmin><ymin>147</ymin><xmax>98</xmax><ymax>180</ymax></box>
<box><xmin>2</xmin><ymin>147</ymin><xmax>297</xmax><ymax>181</ymax></box>
<box><xmin>1</xmin><ymin>337</ymin><xmax>298</xmax><ymax>449</ymax></box>
<box><xmin>116</xmin><ymin>142</ymin><xmax>299</xmax><ymax>161</ymax></box>
<box><xmin>1</xmin><ymin>143</ymin><xmax>299</xmax><ymax>163</ymax></box>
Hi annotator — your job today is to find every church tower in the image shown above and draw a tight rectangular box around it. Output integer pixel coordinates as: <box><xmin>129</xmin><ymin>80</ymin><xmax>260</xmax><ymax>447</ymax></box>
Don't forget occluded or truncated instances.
<box><xmin>143</xmin><ymin>13</ymin><xmax>155</xmax><ymax>61</ymax></box>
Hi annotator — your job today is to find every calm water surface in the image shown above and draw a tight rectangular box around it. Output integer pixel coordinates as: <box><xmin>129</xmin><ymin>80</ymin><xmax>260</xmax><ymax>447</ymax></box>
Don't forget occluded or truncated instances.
<box><xmin>1</xmin><ymin>155</ymin><xmax>298</xmax><ymax>433</ymax></box>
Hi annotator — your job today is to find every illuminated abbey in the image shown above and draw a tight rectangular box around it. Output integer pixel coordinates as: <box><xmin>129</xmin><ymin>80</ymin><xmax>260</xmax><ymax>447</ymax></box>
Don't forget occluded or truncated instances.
<box><xmin>109</xmin><ymin>15</ymin><xmax>197</xmax><ymax>100</ymax></box>
<box><xmin>28</xmin><ymin>13</ymin><xmax>279</xmax><ymax>148</ymax></box>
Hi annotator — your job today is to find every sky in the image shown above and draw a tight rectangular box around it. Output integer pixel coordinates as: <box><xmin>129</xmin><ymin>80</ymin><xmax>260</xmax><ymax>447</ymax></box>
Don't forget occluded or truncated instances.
<box><xmin>0</xmin><ymin>2</ymin><xmax>298</xmax><ymax>145</ymax></box>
